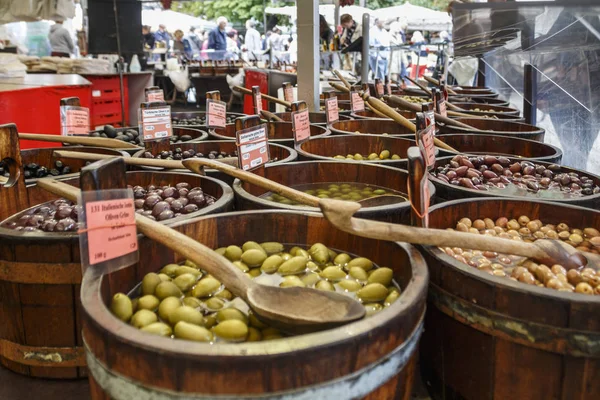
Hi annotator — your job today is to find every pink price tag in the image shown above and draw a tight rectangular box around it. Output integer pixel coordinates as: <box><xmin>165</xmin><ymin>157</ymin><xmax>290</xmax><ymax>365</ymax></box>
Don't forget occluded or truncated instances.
<box><xmin>376</xmin><ymin>82</ymin><xmax>384</xmax><ymax>96</ymax></box>
<box><xmin>351</xmin><ymin>92</ymin><xmax>365</xmax><ymax>112</ymax></box>
<box><xmin>236</xmin><ymin>124</ymin><xmax>270</xmax><ymax>171</ymax></box>
<box><xmin>142</xmin><ymin>106</ymin><xmax>172</xmax><ymax>141</ymax></box>
<box><xmin>254</xmin><ymin>94</ymin><xmax>262</xmax><ymax>115</ymax></box>
<box><xmin>284</xmin><ymin>87</ymin><xmax>294</xmax><ymax>103</ymax></box>
<box><xmin>386</xmin><ymin>81</ymin><xmax>392</xmax><ymax>95</ymax></box>
<box><xmin>207</xmin><ymin>99</ymin><xmax>227</xmax><ymax>128</ymax></box>
<box><xmin>292</xmin><ymin>109</ymin><xmax>311</xmax><ymax>144</ymax></box>
<box><xmin>419</xmin><ymin>124</ymin><xmax>436</xmax><ymax>168</ymax></box>
<box><xmin>438</xmin><ymin>100</ymin><xmax>447</xmax><ymax>118</ymax></box>
<box><xmin>62</xmin><ymin>106</ymin><xmax>90</xmax><ymax>135</ymax></box>
<box><xmin>421</xmin><ymin>178</ymin><xmax>430</xmax><ymax>227</ymax></box>
<box><xmin>146</xmin><ymin>90</ymin><xmax>164</xmax><ymax>102</ymax></box>
<box><xmin>85</xmin><ymin>198</ymin><xmax>138</xmax><ymax>265</ymax></box>
<box><xmin>326</xmin><ymin>97</ymin><xmax>339</xmax><ymax>124</ymax></box>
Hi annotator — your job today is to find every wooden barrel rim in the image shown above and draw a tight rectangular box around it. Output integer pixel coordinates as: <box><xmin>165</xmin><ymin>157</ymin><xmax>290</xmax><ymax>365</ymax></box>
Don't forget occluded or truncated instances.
<box><xmin>84</xmin><ymin>317</ymin><xmax>424</xmax><ymax>400</ymax></box>
<box><xmin>0</xmin><ymin>338</ymin><xmax>85</xmax><ymax>367</ymax></box>
<box><xmin>209</xmin><ymin>123</ymin><xmax>330</xmax><ymax>142</ymax></box>
<box><xmin>329</xmin><ymin>120</ymin><xmax>415</xmax><ymax>137</ymax></box>
<box><xmin>273</xmin><ymin>111</ymin><xmax>353</xmax><ymax>125</ymax></box>
<box><xmin>0</xmin><ymin>260</ymin><xmax>82</xmax><ymax>284</ymax></box>
<box><xmin>429</xmin><ymin>156</ymin><xmax>600</xmax><ymax>205</ymax></box>
<box><xmin>80</xmin><ymin>210</ymin><xmax>429</xmax><ymax>357</ymax></box>
<box><xmin>232</xmin><ymin>160</ymin><xmax>435</xmax><ymax>213</ymax></box>
<box><xmin>84</xmin><ymin>127</ymin><xmax>210</xmax><ymax>153</ymax></box>
<box><xmin>448</xmin><ymin>118</ymin><xmax>545</xmax><ymax>135</ymax></box>
<box><xmin>450</xmin><ymin>102</ymin><xmax>521</xmax><ymax>116</ymax></box>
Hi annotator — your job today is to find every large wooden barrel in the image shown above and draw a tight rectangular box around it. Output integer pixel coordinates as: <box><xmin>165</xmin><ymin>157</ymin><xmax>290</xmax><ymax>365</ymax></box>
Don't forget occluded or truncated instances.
<box><xmin>451</xmin><ymin>102</ymin><xmax>520</xmax><ymax>117</ymax></box>
<box><xmin>451</xmin><ymin>97</ymin><xmax>510</xmax><ymax>107</ymax></box>
<box><xmin>81</xmin><ymin>210</ymin><xmax>429</xmax><ymax>399</ymax></box>
<box><xmin>133</xmin><ymin>141</ymin><xmax>297</xmax><ymax>186</ymax></box>
<box><xmin>296</xmin><ymin>135</ymin><xmax>423</xmax><ymax>169</ymax></box>
<box><xmin>329</xmin><ymin>119</ymin><xmax>414</xmax><ymax>137</ymax></box>
<box><xmin>209</xmin><ymin>121</ymin><xmax>329</xmax><ymax>147</ymax></box>
<box><xmin>171</xmin><ymin>111</ymin><xmax>245</xmax><ymax>129</ymax></box>
<box><xmin>436</xmin><ymin>134</ymin><xmax>563</xmax><ymax>163</ymax></box>
<box><xmin>439</xmin><ymin>118</ymin><xmax>545</xmax><ymax>142</ymax></box>
<box><xmin>420</xmin><ymin>198</ymin><xmax>600</xmax><ymax>400</ymax></box>
<box><xmin>320</xmin><ymin>91</ymin><xmax>350</xmax><ymax>101</ymax></box>
<box><xmin>351</xmin><ymin>110</ymin><xmax>416</xmax><ymax>121</ymax></box>
<box><xmin>0</xmin><ymin>129</ymin><xmax>234</xmax><ymax>379</ymax></box>
<box><xmin>232</xmin><ymin>161</ymin><xmax>435</xmax><ymax>223</ymax></box>
<box><xmin>430</xmin><ymin>155</ymin><xmax>600</xmax><ymax>209</ymax></box>
<box><xmin>20</xmin><ymin>147</ymin><xmax>129</xmax><ymax>185</ymax></box>
<box><xmin>273</xmin><ymin>111</ymin><xmax>352</xmax><ymax>126</ymax></box>
<box><xmin>320</xmin><ymin>99</ymin><xmax>352</xmax><ymax>111</ymax></box>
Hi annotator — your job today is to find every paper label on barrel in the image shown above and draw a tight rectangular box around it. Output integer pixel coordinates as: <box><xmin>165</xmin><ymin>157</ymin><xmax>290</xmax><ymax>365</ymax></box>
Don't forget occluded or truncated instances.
<box><xmin>284</xmin><ymin>87</ymin><xmax>294</xmax><ymax>103</ymax></box>
<box><xmin>146</xmin><ymin>90</ymin><xmax>164</xmax><ymax>102</ymax></box>
<box><xmin>351</xmin><ymin>92</ymin><xmax>365</xmax><ymax>112</ymax></box>
<box><xmin>438</xmin><ymin>100</ymin><xmax>447</xmax><ymax>118</ymax></box>
<box><xmin>141</xmin><ymin>106</ymin><xmax>172</xmax><ymax>141</ymax></box>
<box><xmin>236</xmin><ymin>124</ymin><xmax>270</xmax><ymax>171</ymax></box>
<box><xmin>421</xmin><ymin>177</ymin><xmax>430</xmax><ymax>227</ymax></box>
<box><xmin>292</xmin><ymin>109</ymin><xmax>311</xmax><ymax>145</ymax></box>
<box><xmin>376</xmin><ymin>82</ymin><xmax>384</xmax><ymax>97</ymax></box>
<box><xmin>61</xmin><ymin>106</ymin><xmax>90</xmax><ymax>136</ymax></box>
<box><xmin>206</xmin><ymin>99</ymin><xmax>227</xmax><ymax>128</ymax></box>
<box><xmin>254</xmin><ymin>93</ymin><xmax>262</xmax><ymax>115</ymax></box>
<box><xmin>418</xmin><ymin>124</ymin><xmax>436</xmax><ymax>168</ymax></box>
<box><xmin>386</xmin><ymin>81</ymin><xmax>392</xmax><ymax>95</ymax></box>
<box><xmin>326</xmin><ymin>97</ymin><xmax>339</xmax><ymax>124</ymax></box>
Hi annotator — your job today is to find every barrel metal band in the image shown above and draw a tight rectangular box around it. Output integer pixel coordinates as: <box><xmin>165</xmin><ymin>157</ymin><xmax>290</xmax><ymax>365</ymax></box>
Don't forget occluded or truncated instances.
<box><xmin>429</xmin><ymin>283</ymin><xmax>600</xmax><ymax>357</ymax></box>
<box><xmin>85</xmin><ymin>316</ymin><xmax>424</xmax><ymax>400</ymax></box>
<box><xmin>0</xmin><ymin>260</ymin><xmax>82</xmax><ymax>284</ymax></box>
<box><xmin>0</xmin><ymin>338</ymin><xmax>86</xmax><ymax>367</ymax></box>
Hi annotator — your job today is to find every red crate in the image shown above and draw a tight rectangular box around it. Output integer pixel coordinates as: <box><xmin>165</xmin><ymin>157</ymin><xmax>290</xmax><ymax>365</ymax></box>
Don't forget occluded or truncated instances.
<box><xmin>91</xmin><ymin>113</ymin><xmax>124</xmax><ymax>129</ymax></box>
<box><xmin>84</xmin><ymin>74</ymin><xmax>130</xmax><ymax>125</ymax></box>
<box><xmin>92</xmin><ymin>100</ymin><xmax>122</xmax><ymax>115</ymax></box>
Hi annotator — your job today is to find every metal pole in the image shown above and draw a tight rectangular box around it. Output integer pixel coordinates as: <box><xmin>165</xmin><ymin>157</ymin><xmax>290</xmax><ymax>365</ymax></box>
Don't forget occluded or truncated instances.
<box><xmin>415</xmin><ymin>45</ymin><xmax>421</xmax><ymax>79</ymax></box>
<box><xmin>112</xmin><ymin>0</ymin><xmax>126</xmax><ymax>127</ymax></box>
<box><xmin>263</xmin><ymin>0</ymin><xmax>267</xmax><ymax>35</ymax></box>
<box><xmin>296</xmin><ymin>0</ymin><xmax>319</xmax><ymax>111</ymax></box>
<box><xmin>477</xmin><ymin>56</ymin><xmax>486</xmax><ymax>87</ymax></box>
<box><xmin>361</xmin><ymin>13</ymin><xmax>369</xmax><ymax>83</ymax></box>
<box><xmin>523</xmin><ymin>63</ymin><xmax>538</xmax><ymax>125</ymax></box>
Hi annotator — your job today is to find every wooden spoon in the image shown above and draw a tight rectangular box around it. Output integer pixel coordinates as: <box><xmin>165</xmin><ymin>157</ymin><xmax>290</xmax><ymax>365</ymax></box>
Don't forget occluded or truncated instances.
<box><xmin>260</xmin><ymin>110</ymin><xmax>285</xmax><ymax>122</ymax></box>
<box><xmin>404</xmin><ymin>76</ymin><xmax>465</xmax><ymax>112</ymax></box>
<box><xmin>318</xmin><ymin>198</ymin><xmax>595</xmax><ymax>271</ymax></box>
<box><xmin>233</xmin><ymin>85</ymin><xmax>292</xmax><ymax>109</ymax></box>
<box><xmin>385</xmin><ymin>95</ymin><xmax>475</xmax><ymax>129</ymax></box>
<box><xmin>19</xmin><ymin>133</ymin><xmax>139</xmax><ymax>149</ymax></box>
<box><xmin>423</xmin><ymin>75</ymin><xmax>458</xmax><ymax>95</ymax></box>
<box><xmin>36</xmin><ymin>175</ymin><xmax>366</xmax><ymax>334</ymax></box>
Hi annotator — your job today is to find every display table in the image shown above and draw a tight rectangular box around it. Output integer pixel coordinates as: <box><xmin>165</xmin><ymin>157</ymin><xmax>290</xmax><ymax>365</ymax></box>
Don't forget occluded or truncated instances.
<box><xmin>0</xmin><ymin>74</ymin><xmax>92</xmax><ymax>149</ymax></box>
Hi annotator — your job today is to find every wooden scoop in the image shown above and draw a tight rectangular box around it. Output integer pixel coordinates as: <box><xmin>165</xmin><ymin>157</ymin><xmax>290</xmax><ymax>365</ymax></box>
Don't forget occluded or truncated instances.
<box><xmin>318</xmin><ymin>198</ymin><xmax>596</xmax><ymax>271</ymax></box>
<box><xmin>36</xmin><ymin>175</ymin><xmax>365</xmax><ymax>334</ymax></box>
<box><xmin>233</xmin><ymin>85</ymin><xmax>292</xmax><ymax>109</ymax></box>
<box><xmin>19</xmin><ymin>133</ymin><xmax>140</xmax><ymax>149</ymax></box>
<box><xmin>260</xmin><ymin>109</ymin><xmax>285</xmax><ymax>122</ymax></box>
<box><xmin>404</xmin><ymin>76</ymin><xmax>464</xmax><ymax>112</ymax></box>
<box><xmin>423</xmin><ymin>75</ymin><xmax>458</xmax><ymax>95</ymax></box>
<box><xmin>385</xmin><ymin>95</ymin><xmax>476</xmax><ymax>129</ymax></box>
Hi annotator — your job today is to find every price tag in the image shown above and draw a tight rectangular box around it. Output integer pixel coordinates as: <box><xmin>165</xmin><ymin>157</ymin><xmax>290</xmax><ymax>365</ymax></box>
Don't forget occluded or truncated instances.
<box><xmin>206</xmin><ymin>99</ymin><xmax>227</xmax><ymax>128</ymax></box>
<box><xmin>386</xmin><ymin>81</ymin><xmax>392</xmax><ymax>95</ymax></box>
<box><xmin>236</xmin><ymin>124</ymin><xmax>270</xmax><ymax>171</ymax></box>
<box><xmin>417</xmin><ymin>124</ymin><xmax>436</xmax><ymax>168</ymax></box>
<box><xmin>78</xmin><ymin>189</ymin><xmax>139</xmax><ymax>276</ymax></box>
<box><xmin>351</xmin><ymin>91</ymin><xmax>365</xmax><ymax>112</ymax></box>
<box><xmin>376</xmin><ymin>82</ymin><xmax>384</xmax><ymax>97</ymax></box>
<box><xmin>284</xmin><ymin>86</ymin><xmax>294</xmax><ymax>103</ymax></box>
<box><xmin>326</xmin><ymin>97</ymin><xmax>339</xmax><ymax>124</ymax></box>
<box><xmin>146</xmin><ymin>89</ymin><xmax>164</xmax><ymax>102</ymax></box>
<box><xmin>254</xmin><ymin>93</ymin><xmax>262</xmax><ymax>115</ymax></box>
<box><xmin>438</xmin><ymin>100</ymin><xmax>447</xmax><ymax>118</ymax></box>
<box><xmin>61</xmin><ymin>106</ymin><xmax>90</xmax><ymax>136</ymax></box>
<box><xmin>141</xmin><ymin>106</ymin><xmax>172</xmax><ymax>141</ymax></box>
<box><xmin>292</xmin><ymin>109</ymin><xmax>311</xmax><ymax>145</ymax></box>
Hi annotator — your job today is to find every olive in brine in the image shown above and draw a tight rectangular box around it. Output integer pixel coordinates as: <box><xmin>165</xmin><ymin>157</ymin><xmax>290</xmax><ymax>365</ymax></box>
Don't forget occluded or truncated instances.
<box><xmin>137</xmin><ymin>295</ymin><xmax>160</xmax><ymax>311</ymax></box>
<box><xmin>169</xmin><ymin>306</ymin><xmax>205</xmax><ymax>326</ymax></box>
<box><xmin>261</xmin><ymin>255</ymin><xmax>284</xmax><ymax>274</ymax></box>
<box><xmin>131</xmin><ymin>309</ymin><xmax>158</xmax><ymax>329</ymax></box>
<box><xmin>110</xmin><ymin>293</ymin><xmax>133</xmax><ymax>322</ymax></box>
<box><xmin>158</xmin><ymin>296</ymin><xmax>181</xmax><ymax>321</ymax></box>
<box><xmin>309</xmin><ymin>243</ymin><xmax>330</xmax><ymax>264</ymax></box>
<box><xmin>241</xmin><ymin>249</ymin><xmax>267</xmax><ymax>267</ymax></box>
<box><xmin>357</xmin><ymin>283</ymin><xmax>388</xmax><ymax>302</ymax></box>
<box><xmin>192</xmin><ymin>277</ymin><xmax>221</xmax><ymax>298</ymax></box>
<box><xmin>141</xmin><ymin>273</ymin><xmax>162</xmax><ymax>295</ymax></box>
<box><xmin>141</xmin><ymin>322</ymin><xmax>173</xmax><ymax>337</ymax></box>
<box><xmin>155</xmin><ymin>281</ymin><xmax>183</xmax><ymax>300</ymax></box>
<box><xmin>367</xmin><ymin>267</ymin><xmax>394</xmax><ymax>286</ymax></box>
<box><xmin>212</xmin><ymin>320</ymin><xmax>248</xmax><ymax>342</ymax></box>
<box><xmin>278</xmin><ymin>256</ymin><xmax>308</xmax><ymax>275</ymax></box>
<box><xmin>174</xmin><ymin>321</ymin><xmax>213</xmax><ymax>342</ymax></box>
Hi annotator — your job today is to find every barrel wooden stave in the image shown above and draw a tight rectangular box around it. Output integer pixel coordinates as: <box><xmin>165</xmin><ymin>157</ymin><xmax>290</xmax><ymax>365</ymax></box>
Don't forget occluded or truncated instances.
<box><xmin>82</xmin><ymin>211</ymin><xmax>429</xmax><ymax>399</ymax></box>
<box><xmin>451</xmin><ymin>102</ymin><xmax>520</xmax><ymax>116</ymax></box>
<box><xmin>351</xmin><ymin>110</ymin><xmax>416</xmax><ymax>121</ymax></box>
<box><xmin>420</xmin><ymin>198</ymin><xmax>600</xmax><ymax>400</ymax></box>
<box><xmin>439</xmin><ymin>118</ymin><xmax>545</xmax><ymax>142</ymax></box>
<box><xmin>171</xmin><ymin>111</ymin><xmax>245</xmax><ymax>129</ymax></box>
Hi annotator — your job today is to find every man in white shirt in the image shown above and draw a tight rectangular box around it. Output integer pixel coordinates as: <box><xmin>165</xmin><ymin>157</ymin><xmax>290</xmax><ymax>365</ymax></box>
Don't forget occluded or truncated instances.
<box><xmin>369</xmin><ymin>18</ymin><xmax>391</xmax><ymax>80</ymax></box>
<box><xmin>244</xmin><ymin>20</ymin><xmax>262</xmax><ymax>60</ymax></box>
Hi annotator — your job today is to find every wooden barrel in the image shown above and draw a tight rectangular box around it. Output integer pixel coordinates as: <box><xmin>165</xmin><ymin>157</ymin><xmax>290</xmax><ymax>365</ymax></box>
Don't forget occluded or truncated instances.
<box><xmin>351</xmin><ymin>110</ymin><xmax>416</xmax><ymax>121</ymax></box>
<box><xmin>320</xmin><ymin>99</ymin><xmax>352</xmax><ymax>111</ymax></box>
<box><xmin>171</xmin><ymin>111</ymin><xmax>245</xmax><ymax>129</ymax></box>
<box><xmin>0</xmin><ymin>142</ymin><xmax>233</xmax><ymax>379</ymax></box>
<box><xmin>329</xmin><ymin>119</ymin><xmax>414</xmax><ymax>137</ymax></box>
<box><xmin>133</xmin><ymin>141</ymin><xmax>298</xmax><ymax>186</ymax></box>
<box><xmin>450</xmin><ymin>97</ymin><xmax>509</xmax><ymax>107</ymax></box>
<box><xmin>81</xmin><ymin>210</ymin><xmax>429</xmax><ymax>399</ymax></box>
<box><xmin>209</xmin><ymin>121</ymin><xmax>329</xmax><ymax>147</ymax></box>
<box><xmin>233</xmin><ymin>161</ymin><xmax>435</xmax><ymax>223</ymax></box>
<box><xmin>320</xmin><ymin>91</ymin><xmax>350</xmax><ymax>101</ymax></box>
<box><xmin>420</xmin><ymin>198</ymin><xmax>600</xmax><ymax>400</ymax></box>
<box><xmin>296</xmin><ymin>134</ymin><xmax>422</xmax><ymax>169</ymax></box>
<box><xmin>439</xmin><ymin>118</ymin><xmax>545</xmax><ymax>142</ymax></box>
<box><xmin>273</xmin><ymin>111</ymin><xmax>352</xmax><ymax>126</ymax></box>
<box><xmin>451</xmin><ymin>102</ymin><xmax>520</xmax><ymax>117</ymax></box>
<box><xmin>448</xmin><ymin>85</ymin><xmax>497</xmax><ymax>93</ymax></box>
<box><xmin>436</xmin><ymin>134</ymin><xmax>563</xmax><ymax>163</ymax></box>
<box><xmin>448</xmin><ymin>89</ymin><xmax>499</xmax><ymax>99</ymax></box>
<box><xmin>21</xmin><ymin>147</ymin><xmax>129</xmax><ymax>185</ymax></box>
<box><xmin>430</xmin><ymin>156</ymin><xmax>600</xmax><ymax>209</ymax></box>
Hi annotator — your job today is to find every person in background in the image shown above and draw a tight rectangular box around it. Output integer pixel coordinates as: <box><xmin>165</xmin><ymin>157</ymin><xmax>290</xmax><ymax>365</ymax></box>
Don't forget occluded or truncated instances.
<box><xmin>154</xmin><ymin>24</ymin><xmax>170</xmax><ymax>49</ymax></box>
<box><xmin>185</xmin><ymin>26</ymin><xmax>201</xmax><ymax>59</ymax></box>
<box><xmin>269</xmin><ymin>27</ymin><xmax>282</xmax><ymax>51</ymax></box>
<box><xmin>369</xmin><ymin>18</ymin><xmax>391</xmax><ymax>80</ymax></box>
<box><xmin>172</xmin><ymin>29</ymin><xmax>192</xmax><ymax>59</ymax></box>
<box><xmin>208</xmin><ymin>16</ymin><xmax>228</xmax><ymax>59</ymax></box>
<box><xmin>319</xmin><ymin>14</ymin><xmax>334</xmax><ymax>47</ymax></box>
<box><xmin>48</xmin><ymin>21</ymin><xmax>74</xmax><ymax>57</ymax></box>
<box><xmin>340</xmin><ymin>13</ymin><xmax>362</xmax><ymax>71</ymax></box>
<box><xmin>244</xmin><ymin>20</ymin><xmax>262</xmax><ymax>60</ymax></box>
<box><xmin>389</xmin><ymin>21</ymin><xmax>408</xmax><ymax>83</ymax></box>
<box><xmin>142</xmin><ymin>25</ymin><xmax>155</xmax><ymax>50</ymax></box>
<box><xmin>226</xmin><ymin>31</ymin><xmax>240</xmax><ymax>58</ymax></box>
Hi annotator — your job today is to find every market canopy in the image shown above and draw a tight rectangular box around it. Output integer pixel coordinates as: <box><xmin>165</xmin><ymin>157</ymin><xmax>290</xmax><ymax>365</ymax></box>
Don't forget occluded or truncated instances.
<box><xmin>374</xmin><ymin>2</ymin><xmax>452</xmax><ymax>32</ymax></box>
<box><xmin>265</xmin><ymin>4</ymin><xmax>375</xmax><ymax>26</ymax></box>
<box><xmin>142</xmin><ymin>9</ymin><xmax>215</xmax><ymax>32</ymax></box>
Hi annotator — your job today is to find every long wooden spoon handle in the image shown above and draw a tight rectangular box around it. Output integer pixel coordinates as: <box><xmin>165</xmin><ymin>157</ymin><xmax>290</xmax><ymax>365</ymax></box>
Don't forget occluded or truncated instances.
<box><xmin>19</xmin><ymin>133</ymin><xmax>139</xmax><ymax>149</ymax></box>
<box><xmin>447</xmin><ymin>110</ymin><xmax>474</xmax><ymax>118</ymax></box>
<box><xmin>329</xmin><ymin>81</ymin><xmax>350</xmax><ymax>93</ymax></box>
<box><xmin>260</xmin><ymin>110</ymin><xmax>284</xmax><ymax>122</ymax></box>
<box><xmin>35</xmin><ymin>178</ymin><xmax>254</xmax><ymax>298</ymax></box>
<box><xmin>422</xmin><ymin>76</ymin><xmax>458</xmax><ymax>95</ymax></box>
<box><xmin>233</xmin><ymin>86</ymin><xmax>291</xmax><ymax>108</ymax></box>
<box><xmin>332</xmin><ymin>69</ymin><xmax>352</xmax><ymax>89</ymax></box>
<box><xmin>182</xmin><ymin>158</ymin><xmax>319</xmax><ymax>207</ymax></box>
<box><xmin>318</xmin><ymin>198</ymin><xmax>547</xmax><ymax>260</ymax></box>
<box><xmin>405</xmin><ymin>76</ymin><xmax>432</xmax><ymax>96</ymax></box>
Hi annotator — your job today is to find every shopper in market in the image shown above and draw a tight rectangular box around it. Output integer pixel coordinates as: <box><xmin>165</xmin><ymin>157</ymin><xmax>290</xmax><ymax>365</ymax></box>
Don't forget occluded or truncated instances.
<box><xmin>172</xmin><ymin>29</ymin><xmax>192</xmax><ymax>59</ymax></box>
<box><xmin>208</xmin><ymin>16</ymin><xmax>229</xmax><ymax>59</ymax></box>
<box><xmin>244</xmin><ymin>19</ymin><xmax>262</xmax><ymax>60</ymax></box>
<box><xmin>389</xmin><ymin>21</ymin><xmax>408</xmax><ymax>83</ymax></box>
<box><xmin>142</xmin><ymin>25</ymin><xmax>155</xmax><ymax>50</ymax></box>
<box><xmin>369</xmin><ymin>18</ymin><xmax>391</xmax><ymax>80</ymax></box>
<box><xmin>340</xmin><ymin>13</ymin><xmax>362</xmax><ymax>72</ymax></box>
<box><xmin>185</xmin><ymin>26</ymin><xmax>202</xmax><ymax>59</ymax></box>
<box><xmin>154</xmin><ymin>24</ymin><xmax>170</xmax><ymax>49</ymax></box>
<box><xmin>48</xmin><ymin>21</ymin><xmax>74</xmax><ymax>58</ymax></box>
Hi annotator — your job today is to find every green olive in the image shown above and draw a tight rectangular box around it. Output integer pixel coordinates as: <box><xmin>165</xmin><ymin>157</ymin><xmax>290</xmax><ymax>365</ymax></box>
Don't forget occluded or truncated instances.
<box><xmin>173</xmin><ymin>273</ymin><xmax>198</xmax><ymax>292</ymax></box>
<box><xmin>368</xmin><ymin>153</ymin><xmax>378</xmax><ymax>160</ymax></box>
<box><xmin>205</xmin><ymin>297</ymin><xmax>225</xmax><ymax>310</ymax></box>
<box><xmin>337</xmin><ymin>279</ymin><xmax>362</xmax><ymax>292</ymax></box>
<box><xmin>224</xmin><ymin>245</ymin><xmax>243</xmax><ymax>261</ymax></box>
<box><xmin>364</xmin><ymin>303</ymin><xmax>383</xmax><ymax>316</ymax></box>
<box><xmin>357</xmin><ymin>283</ymin><xmax>388</xmax><ymax>302</ymax></box>
<box><xmin>214</xmin><ymin>289</ymin><xmax>233</xmax><ymax>300</ymax></box>
<box><xmin>347</xmin><ymin>257</ymin><xmax>374</xmax><ymax>271</ymax></box>
<box><xmin>232</xmin><ymin>261</ymin><xmax>249</xmax><ymax>272</ymax></box>
<box><xmin>334</xmin><ymin>253</ymin><xmax>352</xmax><ymax>266</ymax></box>
<box><xmin>217</xmin><ymin>308</ymin><xmax>248</xmax><ymax>324</ymax></box>
<box><xmin>174</xmin><ymin>266</ymin><xmax>202</xmax><ymax>278</ymax></box>
<box><xmin>131</xmin><ymin>298</ymin><xmax>139</xmax><ymax>313</ymax></box>
<box><xmin>131</xmin><ymin>309</ymin><xmax>158</xmax><ymax>329</ymax></box>
<box><xmin>385</xmin><ymin>289</ymin><xmax>400</xmax><ymax>306</ymax></box>
<box><xmin>182</xmin><ymin>297</ymin><xmax>203</xmax><ymax>308</ymax></box>
<box><xmin>261</xmin><ymin>327</ymin><xmax>283</xmax><ymax>340</ymax></box>
<box><xmin>261</xmin><ymin>242</ymin><xmax>285</xmax><ymax>255</ymax></box>
<box><xmin>155</xmin><ymin>281</ymin><xmax>183</xmax><ymax>300</ymax></box>
<box><xmin>320</xmin><ymin>266</ymin><xmax>347</xmax><ymax>281</ymax></box>
<box><xmin>158</xmin><ymin>273</ymin><xmax>172</xmax><ymax>282</ymax></box>
<box><xmin>280</xmin><ymin>276</ymin><xmax>306</xmax><ymax>288</ymax></box>
<box><xmin>158</xmin><ymin>296</ymin><xmax>181</xmax><ymax>322</ymax></box>
<box><xmin>367</xmin><ymin>267</ymin><xmax>394</xmax><ymax>286</ymax></box>
<box><xmin>289</xmin><ymin>246</ymin><xmax>303</xmax><ymax>256</ymax></box>
<box><xmin>278</xmin><ymin>256</ymin><xmax>308</xmax><ymax>276</ymax></box>
<box><xmin>241</xmin><ymin>249</ymin><xmax>268</xmax><ymax>267</ymax></box>
<box><xmin>215</xmin><ymin>247</ymin><xmax>227</xmax><ymax>256</ymax></box>
<box><xmin>192</xmin><ymin>277</ymin><xmax>221</xmax><ymax>298</ymax></box>
<box><xmin>247</xmin><ymin>268</ymin><xmax>261</xmax><ymax>278</ymax></box>
<box><xmin>184</xmin><ymin>260</ymin><xmax>198</xmax><ymax>269</ymax></box>
<box><xmin>169</xmin><ymin>305</ymin><xmax>205</xmax><ymax>326</ymax></box>
<box><xmin>137</xmin><ymin>295</ymin><xmax>160</xmax><ymax>311</ymax></box>
<box><xmin>379</xmin><ymin>150</ymin><xmax>390</xmax><ymax>159</ymax></box>
<box><xmin>301</xmin><ymin>272</ymin><xmax>321</xmax><ymax>287</ymax></box>
<box><xmin>316</xmin><ymin>280</ymin><xmax>335</xmax><ymax>291</ymax></box>
<box><xmin>280</xmin><ymin>252</ymin><xmax>292</xmax><ymax>261</ymax></box>
<box><xmin>110</xmin><ymin>293</ymin><xmax>133</xmax><ymax>322</ymax></box>
<box><xmin>141</xmin><ymin>322</ymin><xmax>172</xmax><ymax>337</ymax></box>
<box><xmin>249</xmin><ymin>312</ymin><xmax>268</xmax><ymax>329</ymax></box>
<box><xmin>141</xmin><ymin>273</ymin><xmax>162</xmax><ymax>295</ymax></box>
<box><xmin>247</xmin><ymin>326</ymin><xmax>262</xmax><ymax>342</ymax></box>
<box><xmin>160</xmin><ymin>264</ymin><xmax>180</xmax><ymax>277</ymax></box>
<box><xmin>309</xmin><ymin>243</ymin><xmax>330</xmax><ymax>264</ymax></box>
<box><xmin>391</xmin><ymin>154</ymin><xmax>401</xmax><ymax>160</ymax></box>
<box><xmin>174</xmin><ymin>321</ymin><xmax>213</xmax><ymax>342</ymax></box>
<box><xmin>373</xmin><ymin>189</ymin><xmax>386</xmax><ymax>195</ymax></box>
<box><xmin>349</xmin><ymin>267</ymin><xmax>368</xmax><ymax>281</ymax></box>
<box><xmin>213</xmin><ymin>320</ymin><xmax>248</xmax><ymax>342</ymax></box>
<box><xmin>242</xmin><ymin>241</ymin><xmax>267</xmax><ymax>254</ymax></box>
<box><xmin>306</xmin><ymin>261</ymin><xmax>320</xmax><ymax>272</ymax></box>
<box><xmin>261</xmin><ymin>255</ymin><xmax>284</xmax><ymax>274</ymax></box>
<box><xmin>204</xmin><ymin>313</ymin><xmax>218</xmax><ymax>329</ymax></box>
